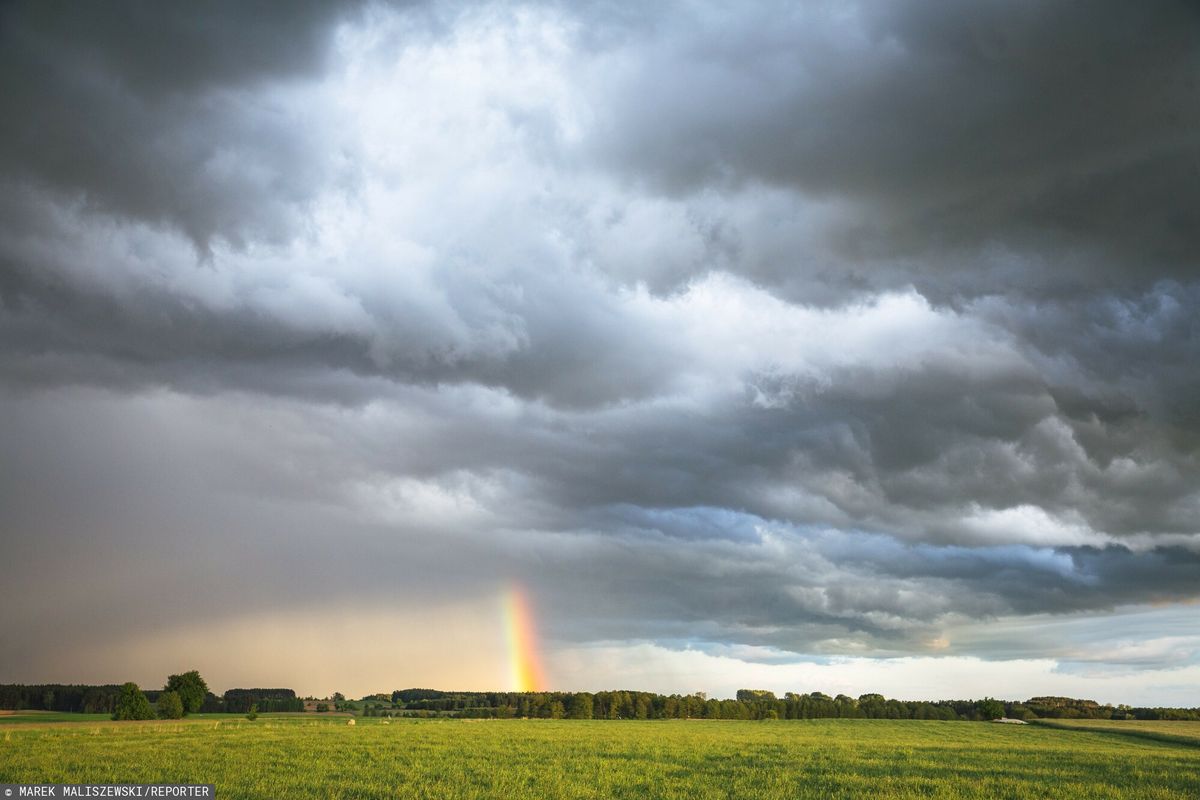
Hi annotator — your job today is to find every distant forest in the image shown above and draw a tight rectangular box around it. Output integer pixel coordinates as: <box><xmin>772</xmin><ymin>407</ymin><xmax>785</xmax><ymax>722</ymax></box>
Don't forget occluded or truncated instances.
<box><xmin>370</xmin><ymin>689</ymin><xmax>1200</xmax><ymax>721</ymax></box>
<box><xmin>4</xmin><ymin>684</ymin><xmax>1196</xmax><ymax>722</ymax></box>
<box><xmin>0</xmin><ymin>685</ymin><xmax>302</xmax><ymax>715</ymax></box>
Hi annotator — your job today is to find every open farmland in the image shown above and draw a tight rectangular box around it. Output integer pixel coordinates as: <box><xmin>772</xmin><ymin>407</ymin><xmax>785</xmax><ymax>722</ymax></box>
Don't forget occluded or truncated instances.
<box><xmin>2</xmin><ymin>718</ymin><xmax>1198</xmax><ymax>799</ymax></box>
<box><xmin>1031</xmin><ymin>718</ymin><xmax>1200</xmax><ymax>748</ymax></box>
<box><xmin>0</xmin><ymin>712</ymin><xmax>112</xmax><ymax>725</ymax></box>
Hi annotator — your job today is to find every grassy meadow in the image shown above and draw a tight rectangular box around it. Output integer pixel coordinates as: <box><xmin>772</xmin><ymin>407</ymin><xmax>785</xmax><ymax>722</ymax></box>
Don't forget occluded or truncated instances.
<box><xmin>1</xmin><ymin>717</ymin><xmax>1198</xmax><ymax>799</ymax></box>
<box><xmin>1030</xmin><ymin>718</ymin><xmax>1200</xmax><ymax>748</ymax></box>
<box><xmin>0</xmin><ymin>711</ymin><xmax>113</xmax><ymax>724</ymax></box>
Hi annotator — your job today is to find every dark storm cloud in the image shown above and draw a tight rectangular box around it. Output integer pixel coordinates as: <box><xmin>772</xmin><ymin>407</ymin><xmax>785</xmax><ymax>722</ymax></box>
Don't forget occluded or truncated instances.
<box><xmin>0</xmin><ymin>225</ymin><xmax>686</xmax><ymax>408</ymax></box>
<box><xmin>3</xmin><ymin>1</ymin><xmax>364</xmax><ymax>93</ymax></box>
<box><xmin>581</xmin><ymin>0</ymin><xmax>1200</xmax><ymax>299</ymax></box>
<box><xmin>5</xmin><ymin>379</ymin><xmax>1190</xmax><ymax>660</ymax></box>
<box><xmin>0</xmin><ymin>0</ymin><xmax>370</xmax><ymax>248</ymax></box>
<box><xmin>0</xmin><ymin>0</ymin><xmax>1198</xmax><ymax>681</ymax></box>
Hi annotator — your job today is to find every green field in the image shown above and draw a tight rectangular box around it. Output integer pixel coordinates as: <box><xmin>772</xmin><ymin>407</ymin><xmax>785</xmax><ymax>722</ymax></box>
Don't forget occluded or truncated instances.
<box><xmin>1031</xmin><ymin>718</ymin><xmax>1200</xmax><ymax>748</ymax></box>
<box><xmin>0</xmin><ymin>712</ymin><xmax>112</xmax><ymax>724</ymax></box>
<box><xmin>1</xmin><ymin>717</ymin><xmax>1198</xmax><ymax>799</ymax></box>
<box><xmin>0</xmin><ymin>712</ymin><xmax>342</xmax><ymax>725</ymax></box>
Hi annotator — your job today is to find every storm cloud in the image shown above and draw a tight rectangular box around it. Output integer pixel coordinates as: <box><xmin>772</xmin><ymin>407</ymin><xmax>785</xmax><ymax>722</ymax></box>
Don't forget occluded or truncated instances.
<box><xmin>0</xmin><ymin>0</ymin><xmax>1197</xmax><ymax>699</ymax></box>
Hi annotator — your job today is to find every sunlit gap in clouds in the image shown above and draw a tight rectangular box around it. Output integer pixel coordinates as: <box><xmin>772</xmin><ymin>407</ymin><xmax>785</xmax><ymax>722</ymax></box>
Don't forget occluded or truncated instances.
<box><xmin>502</xmin><ymin>583</ymin><xmax>547</xmax><ymax>692</ymax></box>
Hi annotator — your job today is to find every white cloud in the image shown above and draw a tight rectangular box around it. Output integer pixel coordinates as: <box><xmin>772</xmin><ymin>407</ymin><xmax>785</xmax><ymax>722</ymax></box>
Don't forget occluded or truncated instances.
<box><xmin>959</xmin><ymin>504</ymin><xmax>1110</xmax><ymax>549</ymax></box>
<box><xmin>550</xmin><ymin>642</ymin><xmax>1200</xmax><ymax>707</ymax></box>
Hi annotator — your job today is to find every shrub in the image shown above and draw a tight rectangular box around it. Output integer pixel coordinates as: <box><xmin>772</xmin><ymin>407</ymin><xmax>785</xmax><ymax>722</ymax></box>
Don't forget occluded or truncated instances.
<box><xmin>157</xmin><ymin>690</ymin><xmax>184</xmax><ymax>720</ymax></box>
<box><xmin>112</xmin><ymin>683</ymin><xmax>155</xmax><ymax>720</ymax></box>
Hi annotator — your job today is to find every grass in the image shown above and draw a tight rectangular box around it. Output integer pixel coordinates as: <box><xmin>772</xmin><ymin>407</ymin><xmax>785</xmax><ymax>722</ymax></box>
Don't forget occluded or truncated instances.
<box><xmin>1</xmin><ymin>717</ymin><xmax>1198</xmax><ymax>799</ymax></box>
<box><xmin>0</xmin><ymin>712</ymin><xmax>112</xmax><ymax>724</ymax></box>
<box><xmin>1030</xmin><ymin>718</ymin><xmax>1200</xmax><ymax>748</ymax></box>
<box><xmin>0</xmin><ymin>711</ymin><xmax>347</xmax><ymax>725</ymax></box>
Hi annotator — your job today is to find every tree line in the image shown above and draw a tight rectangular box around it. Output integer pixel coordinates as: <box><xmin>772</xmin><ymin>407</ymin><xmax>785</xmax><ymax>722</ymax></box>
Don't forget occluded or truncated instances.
<box><xmin>4</xmin><ymin>681</ymin><xmax>1196</xmax><ymax>722</ymax></box>
<box><xmin>0</xmin><ymin>674</ymin><xmax>296</xmax><ymax>717</ymax></box>
<box><xmin>221</xmin><ymin>689</ymin><xmax>304</xmax><ymax>713</ymax></box>
<box><xmin>376</xmin><ymin>689</ymin><xmax>1200</xmax><ymax>722</ymax></box>
<box><xmin>382</xmin><ymin>689</ymin><xmax>989</xmax><ymax>720</ymax></box>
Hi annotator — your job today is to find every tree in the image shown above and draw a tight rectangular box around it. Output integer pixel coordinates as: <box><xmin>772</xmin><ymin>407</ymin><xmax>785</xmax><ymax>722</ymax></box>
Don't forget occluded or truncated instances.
<box><xmin>567</xmin><ymin>693</ymin><xmax>594</xmax><ymax>720</ymax></box>
<box><xmin>977</xmin><ymin>697</ymin><xmax>1005</xmax><ymax>720</ymax></box>
<box><xmin>112</xmin><ymin>683</ymin><xmax>155</xmax><ymax>720</ymax></box>
<box><xmin>1008</xmin><ymin>703</ymin><xmax>1034</xmax><ymax>720</ymax></box>
<box><xmin>165</xmin><ymin>671</ymin><xmax>208</xmax><ymax>715</ymax></box>
<box><xmin>246</xmin><ymin>703</ymin><xmax>258</xmax><ymax>721</ymax></box>
<box><xmin>858</xmin><ymin>693</ymin><xmax>886</xmax><ymax>717</ymax></box>
<box><xmin>157</xmin><ymin>690</ymin><xmax>184</xmax><ymax>720</ymax></box>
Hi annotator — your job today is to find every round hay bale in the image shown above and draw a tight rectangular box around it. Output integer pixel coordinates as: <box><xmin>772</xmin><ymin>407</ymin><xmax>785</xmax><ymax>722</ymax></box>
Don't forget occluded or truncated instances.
<box><xmin>347</xmin><ymin>718</ymin><xmax>356</xmax><ymax>726</ymax></box>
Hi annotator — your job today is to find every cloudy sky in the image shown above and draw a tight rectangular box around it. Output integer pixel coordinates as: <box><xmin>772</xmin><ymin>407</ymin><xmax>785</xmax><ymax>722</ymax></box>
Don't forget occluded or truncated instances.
<box><xmin>1</xmin><ymin>0</ymin><xmax>1198</xmax><ymax>704</ymax></box>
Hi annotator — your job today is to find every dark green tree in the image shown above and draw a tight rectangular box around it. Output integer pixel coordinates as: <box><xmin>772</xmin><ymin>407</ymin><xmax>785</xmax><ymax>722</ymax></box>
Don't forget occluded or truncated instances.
<box><xmin>165</xmin><ymin>671</ymin><xmax>208</xmax><ymax>715</ymax></box>
<box><xmin>1007</xmin><ymin>703</ymin><xmax>1034</xmax><ymax>720</ymax></box>
<box><xmin>112</xmin><ymin>683</ymin><xmax>155</xmax><ymax>720</ymax></box>
<box><xmin>157</xmin><ymin>690</ymin><xmax>184</xmax><ymax>719</ymax></box>
<box><xmin>977</xmin><ymin>697</ymin><xmax>1005</xmax><ymax>720</ymax></box>
<box><xmin>567</xmin><ymin>693</ymin><xmax>593</xmax><ymax>719</ymax></box>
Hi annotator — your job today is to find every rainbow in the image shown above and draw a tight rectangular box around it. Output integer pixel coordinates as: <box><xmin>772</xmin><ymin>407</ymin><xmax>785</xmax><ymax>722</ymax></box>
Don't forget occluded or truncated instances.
<box><xmin>502</xmin><ymin>584</ymin><xmax>546</xmax><ymax>692</ymax></box>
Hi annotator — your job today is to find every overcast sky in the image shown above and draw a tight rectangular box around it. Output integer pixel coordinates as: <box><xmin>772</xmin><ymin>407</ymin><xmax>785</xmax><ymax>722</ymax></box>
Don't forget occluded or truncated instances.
<box><xmin>1</xmin><ymin>0</ymin><xmax>1198</xmax><ymax>704</ymax></box>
